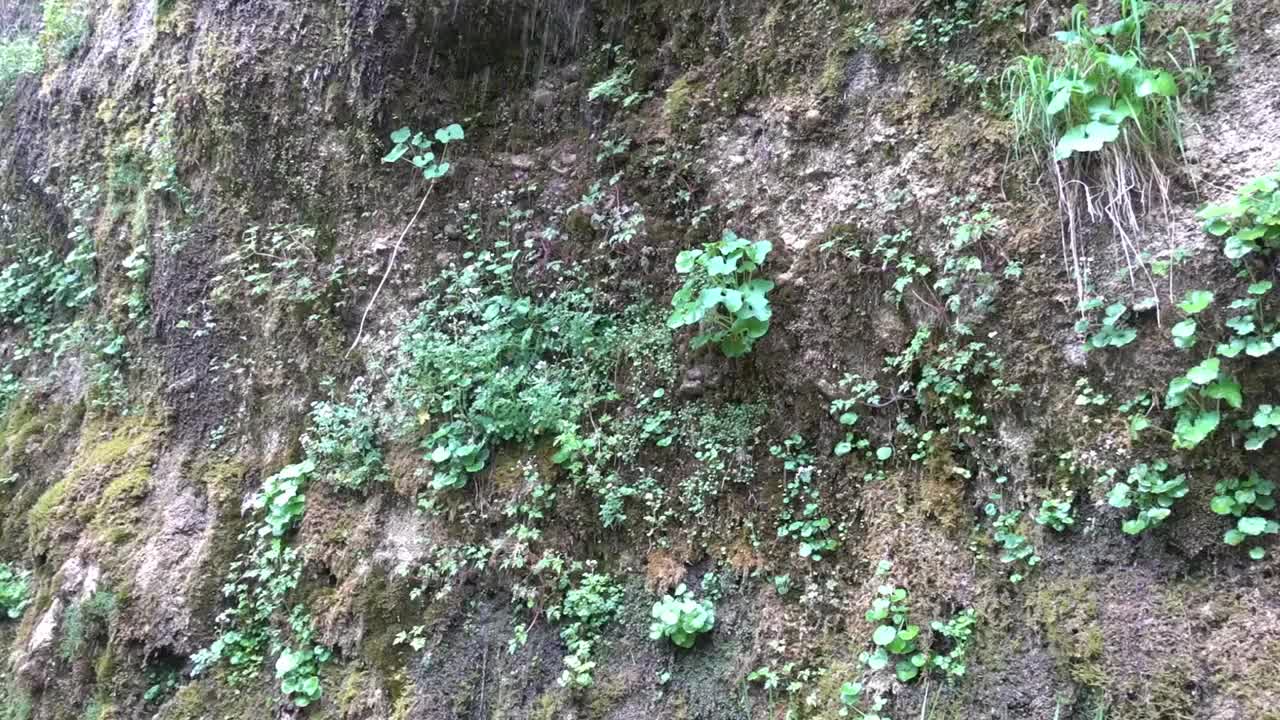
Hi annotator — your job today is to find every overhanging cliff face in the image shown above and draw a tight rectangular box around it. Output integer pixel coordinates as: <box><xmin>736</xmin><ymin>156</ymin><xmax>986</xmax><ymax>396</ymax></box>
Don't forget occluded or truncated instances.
<box><xmin>1</xmin><ymin>1</ymin><xmax>1280</xmax><ymax>719</ymax></box>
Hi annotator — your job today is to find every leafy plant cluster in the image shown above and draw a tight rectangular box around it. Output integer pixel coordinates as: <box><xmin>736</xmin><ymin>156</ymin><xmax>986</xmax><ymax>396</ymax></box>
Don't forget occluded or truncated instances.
<box><xmin>668</xmin><ymin>228</ymin><xmax>774</xmax><ymax>358</ymax></box>
<box><xmin>40</xmin><ymin>0</ymin><xmax>89</xmax><ymax>61</ymax></box>
<box><xmin>860</xmin><ymin>585</ymin><xmax>928</xmax><ymax>682</ymax></box>
<box><xmin>1035</xmin><ymin>494</ymin><xmax>1075</xmax><ymax>532</ymax></box>
<box><xmin>382</xmin><ymin>123</ymin><xmax>464</xmax><ymax>181</ymax></box>
<box><xmin>984</xmin><ymin>493</ymin><xmax>1040</xmax><ymax>583</ymax></box>
<box><xmin>1004</xmin><ymin>0</ymin><xmax>1182</xmax><ymax>164</ymax></box>
<box><xmin>929</xmin><ymin>608</ymin><xmax>977</xmax><ymax>680</ymax></box>
<box><xmin>1200</xmin><ymin>168</ymin><xmax>1280</xmax><ymax>261</ymax></box>
<box><xmin>389</xmin><ymin>252</ymin><xmax>618</xmax><ymax>493</ymax></box>
<box><xmin>649</xmin><ymin>583</ymin><xmax>715</xmax><ymax>649</ymax></box>
<box><xmin>554</xmin><ymin>572</ymin><xmax>623</xmax><ymax>688</ymax></box>
<box><xmin>0</xmin><ymin>563</ymin><xmax>31</xmax><ymax>619</ymax></box>
<box><xmin>771</xmin><ymin>435</ymin><xmax>839</xmax><ymax>560</ymax></box>
<box><xmin>274</xmin><ymin>610</ymin><xmax>331</xmax><ymax>708</ymax></box>
<box><xmin>1106</xmin><ymin>459</ymin><xmax>1188</xmax><ymax>534</ymax></box>
<box><xmin>192</xmin><ymin>461</ymin><xmax>330</xmax><ymax>708</ymax></box>
<box><xmin>1210</xmin><ymin>473</ymin><xmax>1278</xmax><ymax>560</ymax></box>
<box><xmin>300</xmin><ymin>381</ymin><xmax>385</xmax><ymax>491</ymax></box>
<box><xmin>0</xmin><ymin>35</ymin><xmax>42</xmax><ymax>102</ymax></box>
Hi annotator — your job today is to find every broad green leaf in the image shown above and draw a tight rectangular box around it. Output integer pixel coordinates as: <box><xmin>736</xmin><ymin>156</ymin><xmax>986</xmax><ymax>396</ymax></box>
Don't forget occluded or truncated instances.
<box><xmin>435</xmin><ymin>123</ymin><xmax>465</xmax><ymax>144</ymax></box>
<box><xmin>1177</xmin><ymin>290</ymin><xmax>1214</xmax><ymax>314</ymax></box>
<box><xmin>872</xmin><ymin>625</ymin><xmax>898</xmax><ymax>646</ymax></box>
<box><xmin>1173</xmin><ymin>409</ymin><xmax>1219</xmax><ymax>449</ymax></box>
<box><xmin>382</xmin><ymin>144</ymin><xmax>408</xmax><ymax>164</ymax></box>
<box><xmin>1238</xmin><ymin>516</ymin><xmax>1269</xmax><ymax>536</ymax></box>
<box><xmin>1171</xmin><ymin>319</ymin><xmax>1197</xmax><ymax>347</ymax></box>
<box><xmin>1217</xmin><ymin>338</ymin><xmax>1246</xmax><ymax>358</ymax></box>
<box><xmin>390</xmin><ymin>127</ymin><xmax>412</xmax><ymax>144</ymax></box>
<box><xmin>1204</xmin><ymin>378</ymin><xmax>1242</xmax><ymax>409</ymax></box>
<box><xmin>1185</xmin><ymin>357</ymin><xmax>1220</xmax><ymax>385</ymax></box>
<box><xmin>1210</xmin><ymin>496</ymin><xmax>1235</xmax><ymax>515</ymax></box>
<box><xmin>674</xmin><ymin>249</ymin><xmax>703</xmax><ymax>273</ymax></box>
<box><xmin>1249</xmin><ymin>547</ymin><xmax>1266</xmax><ymax>560</ymax></box>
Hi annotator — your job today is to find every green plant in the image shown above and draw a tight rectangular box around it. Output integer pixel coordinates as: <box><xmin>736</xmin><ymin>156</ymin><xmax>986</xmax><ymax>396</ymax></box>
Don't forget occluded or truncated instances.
<box><xmin>382</xmin><ymin>124</ymin><xmax>463</xmax><ymax>181</ymax></box>
<box><xmin>1036</xmin><ymin>495</ymin><xmax>1075</xmax><ymax>532</ymax></box>
<box><xmin>40</xmin><ymin>0</ymin><xmax>90</xmax><ymax>60</ymax></box>
<box><xmin>0</xmin><ymin>563</ymin><xmax>31</xmax><ymax>619</ymax></box>
<box><xmin>1107</xmin><ymin>459</ymin><xmax>1188</xmax><ymax>534</ymax></box>
<box><xmin>861</xmin><ymin>585</ymin><xmax>928</xmax><ymax>682</ymax></box>
<box><xmin>1210</xmin><ymin>473</ymin><xmax>1278</xmax><ymax>560</ymax></box>
<box><xmin>1077</xmin><ymin>299</ymin><xmax>1138</xmax><ymax>349</ymax></box>
<box><xmin>930</xmin><ymin>609</ymin><xmax>977</xmax><ymax>680</ymax></box>
<box><xmin>390</xmin><ymin>255</ymin><xmax>617</xmax><ymax>493</ymax></box>
<box><xmin>649</xmin><ymin>584</ymin><xmax>715</xmax><ymax>649</ymax></box>
<box><xmin>275</xmin><ymin>610</ymin><xmax>331</xmax><ymax>708</ymax></box>
<box><xmin>250</xmin><ymin>461</ymin><xmax>314</xmax><ymax>537</ymax></box>
<box><xmin>0</xmin><ymin>36</ymin><xmax>43</xmax><ymax>102</ymax></box>
<box><xmin>1003</xmin><ymin>0</ymin><xmax>1186</xmax><ymax>305</ymax></box>
<box><xmin>213</xmin><ymin>224</ymin><xmax>341</xmax><ymax>308</ymax></box>
<box><xmin>555</xmin><ymin>572</ymin><xmax>623</xmax><ymax>688</ymax></box>
<box><xmin>987</xmin><ymin>505</ymin><xmax>1040</xmax><ymax>583</ymax></box>
<box><xmin>59</xmin><ymin>590</ymin><xmax>117</xmax><ymax>660</ymax></box>
<box><xmin>301</xmin><ymin>382</ymin><xmax>385</xmax><ymax>491</ymax></box>
<box><xmin>667</xmin><ymin>228</ymin><xmax>774</xmax><ymax>357</ymax></box>
<box><xmin>1199</xmin><ymin>168</ymin><xmax>1279</xmax><ymax>261</ymax></box>
<box><xmin>837</xmin><ymin>681</ymin><xmax>894</xmax><ymax>719</ymax></box>
<box><xmin>771</xmin><ymin>436</ymin><xmax>839</xmax><ymax>560</ymax></box>
<box><xmin>1165</xmin><ymin>357</ymin><xmax>1238</xmax><ymax>449</ymax></box>
<box><xmin>192</xmin><ymin>460</ymin><xmax>319</xmax><ymax>695</ymax></box>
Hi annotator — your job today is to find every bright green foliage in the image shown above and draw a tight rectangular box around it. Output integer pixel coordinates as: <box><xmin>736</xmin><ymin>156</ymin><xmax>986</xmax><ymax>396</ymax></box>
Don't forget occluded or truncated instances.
<box><xmin>930</xmin><ymin>609</ymin><xmax>977</xmax><ymax>680</ymax></box>
<box><xmin>1077</xmin><ymin>298</ymin><xmax>1138</xmax><ymax>349</ymax></box>
<box><xmin>837</xmin><ymin>681</ymin><xmax>893</xmax><ymax>720</ymax></box>
<box><xmin>302</xmin><ymin>384</ymin><xmax>384</xmax><ymax>491</ymax></box>
<box><xmin>59</xmin><ymin>590</ymin><xmax>117</xmax><ymax>659</ymax></box>
<box><xmin>382</xmin><ymin>123</ymin><xmax>463</xmax><ymax>180</ymax></box>
<box><xmin>1165</xmin><ymin>357</ymin><xmax>1238</xmax><ymax>450</ymax></box>
<box><xmin>771</xmin><ymin>436</ymin><xmax>839</xmax><ymax>560</ymax></box>
<box><xmin>555</xmin><ymin>573</ymin><xmax>623</xmax><ymax>688</ymax></box>
<box><xmin>275</xmin><ymin>611</ymin><xmax>331</xmax><ymax>708</ymax></box>
<box><xmin>667</xmin><ymin>228</ymin><xmax>774</xmax><ymax>357</ymax></box>
<box><xmin>861</xmin><ymin>585</ymin><xmax>929</xmax><ymax>682</ymax></box>
<box><xmin>250</xmin><ymin>461</ymin><xmax>314</xmax><ymax>537</ymax></box>
<box><xmin>0</xmin><ymin>563</ymin><xmax>31</xmax><ymax>619</ymax></box>
<box><xmin>0</xmin><ymin>35</ymin><xmax>43</xmax><ymax>101</ymax></box>
<box><xmin>1003</xmin><ymin>0</ymin><xmax>1182</xmax><ymax>162</ymax></box>
<box><xmin>192</xmin><ymin>461</ymin><xmax>321</xmax><ymax>697</ymax></box>
<box><xmin>1107</xmin><ymin>460</ymin><xmax>1188</xmax><ymax>534</ymax></box>
<box><xmin>40</xmin><ymin>0</ymin><xmax>89</xmax><ymax>60</ymax></box>
<box><xmin>1178</xmin><ymin>289</ymin><xmax>1214</xmax><ymax>314</ymax></box>
<box><xmin>987</xmin><ymin>505</ymin><xmax>1040</xmax><ymax>583</ymax></box>
<box><xmin>1035</xmin><ymin>496</ymin><xmax>1075</xmax><ymax>532</ymax></box>
<box><xmin>391</xmin><ymin>255</ymin><xmax>617</xmax><ymax>492</ymax></box>
<box><xmin>1210</xmin><ymin>473</ymin><xmax>1278</xmax><ymax>559</ymax></box>
<box><xmin>649</xmin><ymin>584</ymin><xmax>715</xmax><ymax>649</ymax></box>
<box><xmin>1199</xmin><ymin>168</ymin><xmax>1280</xmax><ymax>260</ymax></box>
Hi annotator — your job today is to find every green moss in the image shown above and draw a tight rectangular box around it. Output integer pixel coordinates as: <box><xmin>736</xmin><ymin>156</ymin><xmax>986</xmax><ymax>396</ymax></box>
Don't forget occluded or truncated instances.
<box><xmin>26</xmin><ymin>415</ymin><xmax>160</xmax><ymax>558</ymax></box>
<box><xmin>1027</xmin><ymin>577</ymin><xmax>1105</xmax><ymax>688</ymax></box>
<box><xmin>664</xmin><ymin>73</ymin><xmax>701</xmax><ymax>131</ymax></box>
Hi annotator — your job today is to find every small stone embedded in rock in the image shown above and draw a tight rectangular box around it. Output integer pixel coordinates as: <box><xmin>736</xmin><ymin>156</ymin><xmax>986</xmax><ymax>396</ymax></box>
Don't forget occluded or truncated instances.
<box><xmin>510</xmin><ymin>154</ymin><xmax>535</xmax><ymax>171</ymax></box>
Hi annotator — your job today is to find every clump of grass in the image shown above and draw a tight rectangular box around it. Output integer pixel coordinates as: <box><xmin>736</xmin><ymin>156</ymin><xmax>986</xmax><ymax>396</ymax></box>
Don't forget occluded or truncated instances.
<box><xmin>1003</xmin><ymin>0</ymin><xmax>1186</xmax><ymax>308</ymax></box>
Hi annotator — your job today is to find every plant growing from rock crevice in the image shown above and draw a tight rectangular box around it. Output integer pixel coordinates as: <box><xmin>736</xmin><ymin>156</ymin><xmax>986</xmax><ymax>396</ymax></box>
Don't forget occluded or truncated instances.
<box><xmin>668</xmin><ymin>228</ymin><xmax>774</xmax><ymax>357</ymax></box>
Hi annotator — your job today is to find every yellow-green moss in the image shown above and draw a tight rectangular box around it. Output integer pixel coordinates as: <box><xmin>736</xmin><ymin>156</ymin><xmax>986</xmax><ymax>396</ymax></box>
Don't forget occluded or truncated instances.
<box><xmin>26</xmin><ymin>415</ymin><xmax>160</xmax><ymax>557</ymax></box>
<box><xmin>1027</xmin><ymin>578</ymin><xmax>1105</xmax><ymax>688</ymax></box>
<box><xmin>664</xmin><ymin>73</ymin><xmax>701</xmax><ymax>130</ymax></box>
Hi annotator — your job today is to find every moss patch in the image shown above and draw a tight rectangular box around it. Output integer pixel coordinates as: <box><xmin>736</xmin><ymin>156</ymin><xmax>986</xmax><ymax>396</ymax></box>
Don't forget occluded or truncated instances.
<box><xmin>1027</xmin><ymin>577</ymin><xmax>1105</xmax><ymax>689</ymax></box>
